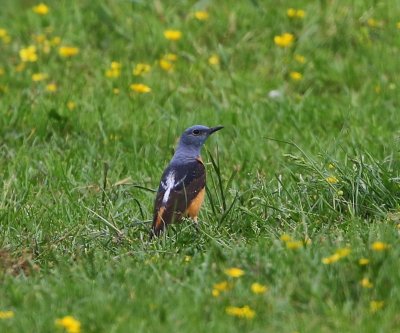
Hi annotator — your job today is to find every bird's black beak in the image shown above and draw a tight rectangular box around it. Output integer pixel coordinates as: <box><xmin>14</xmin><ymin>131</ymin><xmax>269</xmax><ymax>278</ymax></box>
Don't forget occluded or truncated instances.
<box><xmin>208</xmin><ymin>126</ymin><xmax>224</xmax><ymax>135</ymax></box>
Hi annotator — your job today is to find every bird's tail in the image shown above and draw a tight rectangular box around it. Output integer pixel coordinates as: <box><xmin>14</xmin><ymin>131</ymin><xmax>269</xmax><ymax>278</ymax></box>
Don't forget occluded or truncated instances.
<box><xmin>150</xmin><ymin>206</ymin><xmax>167</xmax><ymax>239</ymax></box>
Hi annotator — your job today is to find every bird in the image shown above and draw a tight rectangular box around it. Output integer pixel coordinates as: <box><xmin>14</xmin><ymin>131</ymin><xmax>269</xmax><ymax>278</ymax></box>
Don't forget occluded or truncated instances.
<box><xmin>150</xmin><ymin>125</ymin><xmax>223</xmax><ymax>238</ymax></box>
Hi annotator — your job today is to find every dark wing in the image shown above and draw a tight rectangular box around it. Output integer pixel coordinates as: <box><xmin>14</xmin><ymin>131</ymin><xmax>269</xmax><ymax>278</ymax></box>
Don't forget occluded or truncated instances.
<box><xmin>151</xmin><ymin>159</ymin><xmax>205</xmax><ymax>237</ymax></box>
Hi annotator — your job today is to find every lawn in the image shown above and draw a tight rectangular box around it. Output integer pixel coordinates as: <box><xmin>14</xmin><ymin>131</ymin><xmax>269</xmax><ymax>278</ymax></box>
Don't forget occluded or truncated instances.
<box><xmin>1</xmin><ymin>1</ymin><xmax>400</xmax><ymax>332</ymax></box>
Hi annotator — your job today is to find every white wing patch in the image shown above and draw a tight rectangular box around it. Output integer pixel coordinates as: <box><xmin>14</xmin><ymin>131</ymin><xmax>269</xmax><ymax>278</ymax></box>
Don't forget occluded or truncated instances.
<box><xmin>161</xmin><ymin>171</ymin><xmax>186</xmax><ymax>204</ymax></box>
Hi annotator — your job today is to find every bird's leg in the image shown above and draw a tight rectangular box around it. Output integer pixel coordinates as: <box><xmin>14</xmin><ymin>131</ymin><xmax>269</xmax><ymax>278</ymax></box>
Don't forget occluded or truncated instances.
<box><xmin>192</xmin><ymin>216</ymin><xmax>200</xmax><ymax>233</ymax></box>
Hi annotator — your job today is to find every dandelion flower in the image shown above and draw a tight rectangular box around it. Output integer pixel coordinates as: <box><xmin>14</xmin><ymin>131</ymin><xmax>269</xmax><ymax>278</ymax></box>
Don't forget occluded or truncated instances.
<box><xmin>280</xmin><ymin>233</ymin><xmax>292</xmax><ymax>242</ymax></box>
<box><xmin>367</xmin><ymin>18</ymin><xmax>382</xmax><ymax>28</ymax></box>
<box><xmin>360</xmin><ymin>278</ymin><xmax>373</xmax><ymax>288</ymax></box>
<box><xmin>67</xmin><ymin>101</ymin><xmax>76</xmax><ymax>110</ymax></box>
<box><xmin>274</xmin><ymin>33</ymin><xmax>294</xmax><ymax>47</ymax></box>
<box><xmin>58</xmin><ymin>46</ymin><xmax>79</xmax><ymax>57</ymax></box>
<box><xmin>296</xmin><ymin>10</ymin><xmax>306</xmax><ymax>18</ymax></box>
<box><xmin>33</xmin><ymin>3</ymin><xmax>49</xmax><ymax>15</ymax></box>
<box><xmin>224</xmin><ymin>267</ymin><xmax>245</xmax><ymax>278</ymax></box>
<box><xmin>105</xmin><ymin>61</ymin><xmax>122</xmax><ymax>78</ymax></box>
<box><xmin>113</xmin><ymin>88</ymin><xmax>120</xmax><ymax>95</ymax></box>
<box><xmin>133</xmin><ymin>63</ymin><xmax>151</xmax><ymax>76</ymax></box>
<box><xmin>294</xmin><ymin>54</ymin><xmax>306</xmax><ymax>64</ymax></box>
<box><xmin>322</xmin><ymin>247</ymin><xmax>350</xmax><ymax>264</ymax></box>
<box><xmin>55</xmin><ymin>316</ymin><xmax>81</xmax><ymax>333</ymax></box>
<box><xmin>336</xmin><ymin>247</ymin><xmax>351</xmax><ymax>258</ymax></box>
<box><xmin>51</xmin><ymin>36</ymin><xmax>61</xmax><ymax>46</ymax></box>
<box><xmin>19</xmin><ymin>46</ymin><xmax>38</xmax><ymax>62</ymax></box>
<box><xmin>46</xmin><ymin>83</ymin><xmax>57</xmax><ymax>92</ymax></box>
<box><xmin>290</xmin><ymin>71</ymin><xmax>302</xmax><ymax>81</ymax></box>
<box><xmin>371</xmin><ymin>241</ymin><xmax>389</xmax><ymax>251</ymax></box>
<box><xmin>31</xmin><ymin>73</ymin><xmax>48</xmax><ymax>82</ymax></box>
<box><xmin>226</xmin><ymin>306</ymin><xmax>255</xmax><ymax>319</ymax></box>
<box><xmin>184</xmin><ymin>255</ymin><xmax>191</xmax><ymax>262</ymax></box>
<box><xmin>358</xmin><ymin>258</ymin><xmax>370</xmax><ymax>265</ymax></box>
<box><xmin>160</xmin><ymin>59</ymin><xmax>175</xmax><ymax>71</ymax></box>
<box><xmin>208</xmin><ymin>54</ymin><xmax>220</xmax><ymax>66</ymax></box>
<box><xmin>0</xmin><ymin>311</ymin><xmax>14</xmax><ymax>319</ymax></box>
<box><xmin>286</xmin><ymin>240</ymin><xmax>303</xmax><ymax>249</ymax></box>
<box><xmin>0</xmin><ymin>28</ymin><xmax>11</xmax><ymax>44</ymax></box>
<box><xmin>194</xmin><ymin>11</ymin><xmax>209</xmax><ymax>21</ymax></box>
<box><xmin>370</xmin><ymin>301</ymin><xmax>384</xmax><ymax>313</ymax></box>
<box><xmin>326</xmin><ymin>176</ymin><xmax>339</xmax><ymax>184</ymax></box>
<box><xmin>164</xmin><ymin>53</ymin><xmax>178</xmax><ymax>62</ymax></box>
<box><xmin>163</xmin><ymin>30</ymin><xmax>182</xmax><ymax>41</ymax></box>
<box><xmin>130</xmin><ymin>83</ymin><xmax>151</xmax><ymax>93</ymax></box>
<box><xmin>212</xmin><ymin>281</ymin><xmax>230</xmax><ymax>297</ymax></box>
<box><xmin>251</xmin><ymin>283</ymin><xmax>268</xmax><ymax>294</ymax></box>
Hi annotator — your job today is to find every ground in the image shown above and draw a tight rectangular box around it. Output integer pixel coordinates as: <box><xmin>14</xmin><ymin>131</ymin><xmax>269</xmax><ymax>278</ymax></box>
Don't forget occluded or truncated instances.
<box><xmin>0</xmin><ymin>1</ymin><xmax>400</xmax><ymax>332</ymax></box>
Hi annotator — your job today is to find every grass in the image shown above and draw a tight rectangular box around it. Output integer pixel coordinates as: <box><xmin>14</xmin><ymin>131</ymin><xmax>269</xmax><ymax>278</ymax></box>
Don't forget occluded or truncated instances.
<box><xmin>1</xmin><ymin>0</ymin><xmax>400</xmax><ymax>332</ymax></box>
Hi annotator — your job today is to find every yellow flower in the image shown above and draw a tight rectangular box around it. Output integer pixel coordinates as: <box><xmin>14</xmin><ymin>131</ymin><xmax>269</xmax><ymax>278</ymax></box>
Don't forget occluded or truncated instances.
<box><xmin>290</xmin><ymin>71</ymin><xmax>302</xmax><ymax>81</ymax></box>
<box><xmin>208</xmin><ymin>54</ymin><xmax>220</xmax><ymax>66</ymax></box>
<box><xmin>274</xmin><ymin>33</ymin><xmax>294</xmax><ymax>47</ymax></box>
<box><xmin>251</xmin><ymin>282</ymin><xmax>268</xmax><ymax>294</ymax></box>
<box><xmin>280</xmin><ymin>233</ymin><xmax>292</xmax><ymax>242</ymax></box>
<box><xmin>194</xmin><ymin>11</ymin><xmax>209</xmax><ymax>21</ymax></box>
<box><xmin>367</xmin><ymin>18</ymin><xmax>382</xmax><ymax>28</ymax></box>
<box><xmin>0</xmin><ymin>311</ymin><xmax>14</xmax><ymax>319</ymax></box>
<box><xmin>31</xmin><ymin>73</ymin><xmax>48</xmax><ymax>82</ymax></box>
<box><xmin>0</xmin><ymin>28</ymin><xmax>11</xmax><ymax>43</ymax></box>
<box><xmin>287</xmin><ymin>9</ymin><xmax>305</xmax><ymax>19</ymax></box>
<box><xmin>336</xmin><ymin>247</ymin><xmax>351</xmax><ymax>258</ymax></box>
<box><xmin>51</xmin><ymin>36</ymin><xmax>61</xmax><ymax>46</ymax></box>
<box><xmin>371</xmin><ymin>241</ymin><xmax>389</xmax><ymax>251</ymax></box>
<box><xmin>294</xmin><ymin>54</ymin><xmax>306</xmax><ymax>64</ymax></box>
<box><xmin>358</xmin><ymin>258</ymin><xmax>370</xmax><ymax>265</ymax></box>
<box><xmin>55</xmin><ymin>316</ymin><xmax>81</xmax><ymax>333</ymax></box>
<box><xmin>113</xmin><ymin>88</ymin><xmax>120</xmax><ymax>95</ymax></box>
<box><xmin>212</xmin><ymin>281</ymin><xmax>230</xmax><ymax>297</ymax></box>
<box><xmin>287</xmin><ymin>8</ymin><xmax>296</xmax><ymax>18</ymax></box>
<box><xmin>226</xmin><ymin>306</ymin><xmax>255</xmax><ymax>320</ymax></box>
<box><xmin>184</xmin><ymin>255</ymin><xmax>191</xmax><ymax>262</ymax></box>
<box><xmin>130</xmin><ymin>83</ymin><xmax>151</xmax><ymax>93</ymax></box>
<box><xmin>397</xmin><ymin>22</ymin><xmax>400</xmax><ymax>29</ymax></box>
<box><xmin>164</xmin><ymin>53</ymin><xmax>178</xmax><ymax>62</ymax></box>
<box><xmin>322</xmin><ymin>247</ymin><xmax>350</xmax><ymax>264</ymax></box>
<box><xmin>370</xmin><ymin>301</ymin><xmax>384</xmax><ymax>313</ymax></box>
<box><xmin>19</xmin><ymin>46</ymin><xmax>38</xmax><ymax>62</ymax></box>
<box><xmin>67</xmin><ymin>101</ymin><xmax>76</xmax><ymax>110</ymax></box>
<box><xmin>159</xmin><ymin>59</ymin><xmax>173</xmax><ymax>71</ymax></box>
<box><xmin>326</xmin><ymin>176</ymin><xmax>339</xmax><ymax>184</ymax></box>
<box><xmin>33</xmin><ymin>3</ymin><xmax>49</xmax><ymax>15</ymax></box>
<box><xmin>224</xmin><ymin>267</ymin><xmax>245</xmax><ymax>278</ymax></box>
<box><xmin>286</xmin><ymin>240</ymin><xmax>303</xmax><ymax>249</ymax></box>
<box><xmin>360</xmin><ymin>278</ymin><xmax>373</xmax><ymax>288</ymax></box>
<box><xmin>105</xmin><ymin>61</ymin><xmax>122</xmax><ymax>78</ymax></box>
<box><xmin>46</xmin><ymin>83</ymin><xmax>57</xmax><ymax>92</ymax></box>
<box><xmin>58</xmin><ymin>46</ymin><xmax>79</xmax><ymax>57</ymax></box>
<box><xmin>133</xmin><ymin>63</ymin><xmax>151</xmax><ymax>76</ymax></box>
<box><xmin>163</xmin><ymin>30</ymin><xmax>182</xmax><ymax>41</ymax></box>
<box><xmin>322</xmin><ymin>253</ymin><xmax>341</xmax><ymax>264</ymax></box>
<box><xmin>296</xmin><ymin>10</ymin><xmax>306</xmax><ymax>18</ymax></box>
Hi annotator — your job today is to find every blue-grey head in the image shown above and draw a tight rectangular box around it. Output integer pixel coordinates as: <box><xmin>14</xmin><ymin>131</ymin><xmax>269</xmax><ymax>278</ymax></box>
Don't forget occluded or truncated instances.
<box><xmin>172</xmin><ymin>125</ymin><xmax>223</xmax><ymax>161</ymax></box>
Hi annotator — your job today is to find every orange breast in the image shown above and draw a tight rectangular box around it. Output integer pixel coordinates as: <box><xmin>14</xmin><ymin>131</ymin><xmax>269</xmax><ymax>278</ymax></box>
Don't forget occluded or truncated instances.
<box><xmin>185</xmin><ymin>187</ymin><xmax>205</xmax><ymax>218</ymax></box>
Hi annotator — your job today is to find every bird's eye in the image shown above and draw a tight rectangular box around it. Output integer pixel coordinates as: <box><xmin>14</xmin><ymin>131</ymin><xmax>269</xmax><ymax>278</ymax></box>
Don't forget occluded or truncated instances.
<box><xmin>192</xmin><ymin>129</ymin><xmax>200</xmax><ymax>135</ymax></box>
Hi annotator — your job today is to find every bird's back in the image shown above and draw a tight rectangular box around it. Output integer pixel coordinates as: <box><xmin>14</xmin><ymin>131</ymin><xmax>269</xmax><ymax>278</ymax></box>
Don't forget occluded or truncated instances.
<box><xmin>151</xmin><ymin>158</ymin><xmax>206</xmax><ymax>237</ymax></box>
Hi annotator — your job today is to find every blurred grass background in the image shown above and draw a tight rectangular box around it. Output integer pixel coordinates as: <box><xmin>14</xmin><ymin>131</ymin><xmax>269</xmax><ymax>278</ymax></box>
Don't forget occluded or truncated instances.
<box><xmin>0</xmin><ymin>1</ymin><xmax>399</xmax><ymax>332</ymax></box>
